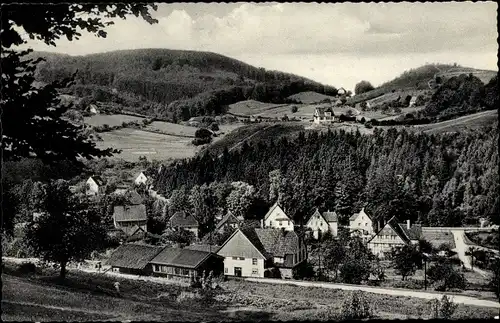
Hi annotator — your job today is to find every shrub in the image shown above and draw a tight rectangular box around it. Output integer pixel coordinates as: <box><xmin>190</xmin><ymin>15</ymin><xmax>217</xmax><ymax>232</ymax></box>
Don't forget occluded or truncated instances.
<box><xmin>430</xmin><ymin>295</ymin><xmax>458</xmax><ymax>319</ymax></box>
<box><xmin>209</xmin><ymin>123</ymin><xmax>219</xmax><ymax>131</ymax></box>
<box><xmin>17</xmin><ymin>262</ymin><xmax>36</xmax><ymax>274</ymax></box>
<box><xmin>192</xmin><ymin>137</ymin><xmax>212</xmax><ymax>146</ymax></box>
<box><xmin>290</xmin><ymin>106</ymin><xmax>298</xmax><ymax>113</ymax></box>
<box><xmin>339</xmin><ymin>291</ymin><xmax>373</xmax><ymax>320</ymax></box>
<box><xmin>365</xmin><ymin>122</ymin><xmax>373</xmax><ymax>129</ymax></box>
<box><xmin>194</xmin><ymin>128</ymin><xmax>212</xmax><ymax>139</ymax></box>
<box><xmin>392</xmin><ymin>279</ymin><xmax>425</xmax><ymax>290</ymax></box>
<box><xmin>176</xmin><ymin>291</ymin><xmax>202</xmax><ymax>303</ymax></box>
<box><xmin>339</xmin><ymin>258</ymin><xmax>371</xmax><ymax>284</ymax></box>
<box><xmin>427</xmin><ymin>260</ymin><xmax>467</xmax><ymax>291</ymax></box>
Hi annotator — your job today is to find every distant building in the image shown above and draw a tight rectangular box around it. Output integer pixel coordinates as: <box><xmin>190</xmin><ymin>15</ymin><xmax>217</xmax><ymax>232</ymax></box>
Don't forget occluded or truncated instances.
<box><xmin>86</xmin><ymin>176</ymin><xmax>105</xmax><ymax>196</ymax></box>
<box><xmin>263</xmin><ymin>201</ymin><xmax>295</xmax><ymax>232</ymax></box>
<box><xmin>88</xmin><ymin>104</ymin><xmax>99</xmax><ymax>115</ymax></box>
<box><xmin>134</xmin><ymin>172</ymin><xmax>148</xmax><ymax>186</ymax></box>
<box><xmin>349</xmin><ymin>208</ymin><xmax>375</xmax><ymax>239</ymax></box>
<box><xmin>408</xmin><ymin>96</ymin><xmax>418</xmax><ymax>107</ymax></box>
<box><xmin>305</xmin><ymin>209</ymin><xmax>338</xmax><ymax>239</ymax></box>
<box><xmin>313</xmin><ymin>107</ymin><xmax>336</xmax><ymax>124</ymax></box>
<box><xmin>367</xmin><ymin>218</ymin><xmax>422</xmax><ymax>259</ymax></box>
<box><xmin>337</xmin><ymin>88</ymin><xmax>347</xmax><ymax>96</ymax></box>
<box><xmin>113</xmin><ymin>204</ymin><xmax>147</xmax><ymax>236</ymax></box>
<box><xmin>169</xmin><ymin>211</ymin><xmax>200</xmax><ymax>238</ymax></box>
<box><xmin>106</xmin><ymin>243</ymin><xmax>163</xmax><ymax>275</ymax></box>
<box><xmin>215</xmin><ymin>211</ymin><xmax>244</xmax><ymax>233</ymax></box>
<box><xmin>217</xmin><ymin>227</ymin><xmax>307</xmax><ymax>278</ymax></box>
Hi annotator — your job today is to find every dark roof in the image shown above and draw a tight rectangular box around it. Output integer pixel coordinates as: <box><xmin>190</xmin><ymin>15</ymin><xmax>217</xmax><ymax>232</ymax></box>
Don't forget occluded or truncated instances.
<box><xmin>322</xmin><ymin>211</ymin><xmax>338</xmax><ymax>222</ymax></box>
<box><xmin>398</xmin><ymin>223</ymin><xmax>422</xmax><ymax>241</ymax></box>
<box><xmin>315</xmin><ymin>107</ymin><xmax>334</xmax><ymax>117</ymax></box>
<box><xmin>150</xmin><ymin>247</ymin><xmax>219</xmax><ymax>269</ymax></box>
<box><xmin>241</xmin><ymin>219</ymin><xmax>262</xmax><ymax>229</ymax></box>
<box><xmin>125</xmin><ymin>190</ymin><xmax>143</xmax><ymax>205</ymax></box>
<box><xmin>126</xmin><ymin>226</ymin><xmax>147</xmax><ymax>241</ymax></box>
<box><xmin>241</xmin><ymin>228</ymin><xmax>303</xmax><ymax>259</ymax></box>
<box><xmin>185</xmin><ymin>244</ymin><xmax>221</xmax><ymax>253</ymax></box>
<box><xmin>170</xmin><ymin>211</ymin><xmax>199</xmax><ymax>228</ymax></box>
<box><xmin>90</xmin><ymin>176</ymin><xmax>105</xmax><ymax>186</ymax></box>
<box><xmin>106</xmin><ymin>244</ymin><xmax>163</xmax><ymax>269</ymax></box>
<box><xmin>368</xmin><ymin>217</ymin><xmax>421</xmax><ymax>245</ymax></box>
<box><xmin>113</xmin><ymin>205</ymin><xmax>147</xmax><ymax>222</ymax></box>
<box><xmin>349</xmin><ymin>208</ymin><xmax>373</xmax><ymax>221</ymax></box>
<box><xmin>215</xmin><ymin>211</ymin><xmax>243</xmax><ymax>231</ymax></box>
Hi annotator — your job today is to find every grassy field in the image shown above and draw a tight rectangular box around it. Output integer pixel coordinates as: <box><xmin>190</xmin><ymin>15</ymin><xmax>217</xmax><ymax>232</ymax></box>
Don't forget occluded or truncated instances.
<box><xmin>420</xmin><ymin>229</ymin><xmax>456</xmax><ymax>249</ymax></box>
<box><xmin>437</xmin><ymin>68</ymin><xmax>497</xmax><ymax>84</ymax></box>
<box><xmin>414</xmin><ymin>110</ymin><xmax>498</xmax><ymax>134</ymax></box>
<box><xmin>2</xmin><ymin>261</ymin><xmax>497</xmax><ymax>321</ymax></box>
<box><xmin>287</xmin><ymin>91</ymin><xmax>338</xmax><ymax>104</ymax></box>
<box><xmin>228</xmin><ymin>100</ymin><xmax>287</xmax><ymax>116</ymax></box>
<box><xmin>84</xmin><ymin>114</ymin><xmax>145</xmax><ymax>127</ymax></box>
<box><xmin>96</xmin><ymin>128</ymin><xmax>199</xmax><ymax>162</ymax></box>
<box><xmin>144</xmin><ymin>121</ymin><xmax>198</xmax><ymax>137</ymax></box>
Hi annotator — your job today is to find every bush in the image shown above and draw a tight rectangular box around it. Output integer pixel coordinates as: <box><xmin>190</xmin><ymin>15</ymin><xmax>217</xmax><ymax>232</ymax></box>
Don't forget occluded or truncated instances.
<box><xmin>192</xmin><ymin>137</ymin><xmax>212</xmax><ymax>146</ymax></box>
<box><xmin>339</xmin><ymin>291</ymin><xmax>373</xmax><ymax>320</ymax></box>
<box><xmin>365</xmin><ymin>122</ymin><xmax>373</xmax><ymax>129</ymax></box>
<box><xmin>392</xmin><ymin>279</ymin><xmax>425</xmax><ymax>290</ymax></box>
<box><xmin>194</xmin><ymin>128</ymin><xmax>212</xmax><ymax>139</ymax></box>
<box><xmin>209</xmin><ymin>123</ymin><xmax>219</xmax><ymax>131</ymax></box>
<box><xmin>427</xmin><ymin>260</ymin><xmax>467</xmax><ymax>291</ymax></box>
<box><xmin>290</xmin><ymin>106</ymin><xmax>298</xmax><ymax>113</ymax></box>
<box><xmin>339</xmin><ymin>258</ymin><xmax>371</xmax><ymax>284</ymax></box>
<box><xmin>430</xmin><ymin>295</ymin><xmax>458</xmax><ymax>319</ymax></box>
<box><xmin>17</xmin><ymin>262</ymin><xmax>36</xmax><ymax>274</ymax></box>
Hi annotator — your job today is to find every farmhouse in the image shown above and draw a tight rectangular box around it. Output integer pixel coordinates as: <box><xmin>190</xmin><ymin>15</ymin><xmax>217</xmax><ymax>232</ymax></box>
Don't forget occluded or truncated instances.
<box><xmin>149</xmin><ymin>247</ymin><xmax>224</xmax><ymax>281</ymax></box>
<box><xmin>86</xmin><ymin>176</ymin><xmax>105</xmax><ymax>196</ymax></box>
<box><xmin>217</xmin><ymin>227</ymin><xmax>307</xmax><ymax>279</ymax></box>
<box><xmin>305</xmin><ymin>209</ymin><xmax>338</xmax><ymax>239</ymax></box>
<box><xmin>313</xmin><ymin>107</ymin><xmax>336</xmax><ymax>124</ymax></box>
<box><xmin>337</xmin><ymin>87</ymin><xmax>347</xmax><ymax>95</ymax></box>
<box><xmin>113</xmin><ymin>204</ymin><xmax>147</xmax><ymax>236</ymax></box>
<box><xmin>134</xmin><ymin>172</ymin><xmax>149</xmax><ymax>186</ymax></box>
<box><xmin>88</xmin><ymin>104</ymin><xmax>99</xmax><ymax>115</ymax></box>
<box><xmin>349</xmin><ymin>208</ymin><xmax>375</xmax><ymax>239</ymax></box>
<box><xmin>263</xmin><ymin>201</ymin><xmax>295</xmax><ymax>231</ymax></box>
<box><xmin>215</xmin><ymin>211</ymin><xmax>244</xmax><ymax>233</ymax></box>
<box><xmin>106</xmin><ymin>243</ymin><xmax>163</xmax><ymax>275</ymax></box>
<box><xmin>169</xmin><ymin>211</ymin><xmax>200</xmax><ymax>238</ymax></box>
<box><xmin>367</xmin><ymin>218</ymin><xmax>422</xmax><ymax>258</ymax></box>
<box><xmin>408</xmin><ymin>96</ymin><xmax>418</xmax><ymax>107</ymax></box>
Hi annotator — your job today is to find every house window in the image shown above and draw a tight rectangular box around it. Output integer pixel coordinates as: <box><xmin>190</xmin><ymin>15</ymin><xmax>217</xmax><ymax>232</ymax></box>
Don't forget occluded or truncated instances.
<box><xmin>232</xmin><ymin>256</ymin><xmax>238</xmax><ymax>260</ymax></box>
<box><xmin>161</xmin><ymin>266</ymin><xmax>166</xmax><ymax>273</ymax></box>
<box><xmin>252</xmin><ymin>268</ymin><xmax>258</xmax><ymax>275</ymax></box>
<box><xmin>154</xmin><ymin>265</ymin><xmax>159</xmax><ymax>272</ymax></box>
<box><xmin>224</xmin><ymin>267</ymin><xmax>228</xmax><ymax>274</ymax></box>
<box><xmin>279</xmin><ymin>221</ymin><xmax>282</xmax><ymax>226</ymax></box>
<box><xmin>239</xmin><ymin>257</ymin><xmax>245</xmax><ymax>260</ymax></box>
<box><xmin>252</xmin><ymin>258</ymin><xmax>257</xmax><ymax>265</ymax></box>
<box><xmin>174</xmin><ymin>267</ymin><xmax>180</xmax><ymax>275</ymax></box>
<box><xmin>365</xmin><ymin>223</ymin><xmax>367</xmax><ymax>226</ymax></box>
<box><xmin>182</xmin><ymin>269</ymin><xmax>190</xmax><ymax>276</ymax></box>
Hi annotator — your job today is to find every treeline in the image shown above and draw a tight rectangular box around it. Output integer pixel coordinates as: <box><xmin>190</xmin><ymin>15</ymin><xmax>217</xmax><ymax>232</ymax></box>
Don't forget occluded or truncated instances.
<box><xmin>154</xmin><ymin>125</ymin><xmax>499</xmax><ymax>227</ymax></box>
<box><xmin>31</xmin><ymin>49</ymin><xmax>339</xmax><ymax>120</ymax></box>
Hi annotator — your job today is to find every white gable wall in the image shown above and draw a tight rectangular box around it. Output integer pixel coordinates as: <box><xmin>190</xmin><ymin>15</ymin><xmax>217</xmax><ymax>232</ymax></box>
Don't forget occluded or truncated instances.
<box><xmin>86</xmin><ymin>178</ymin><xmax>99</xmax><ymax>195</ymax></box>
<box><xmin>349</xmin><ymin>209</ymin><xmax>374</xmax><ymax>236</ymax></box>
<box><xmin>264</xmin><ymin>205</ymin><xmax>294</xmax><ymax>231</ymax></box>
<box><xmin>135</xmin><ymin>173</ymin><xmax>148</xmax><ymax>185</ymax></box>
<box><xmin>306</xmin><ymin>212</ymin><xmax>328</xmax><ymax>239</ymax></box>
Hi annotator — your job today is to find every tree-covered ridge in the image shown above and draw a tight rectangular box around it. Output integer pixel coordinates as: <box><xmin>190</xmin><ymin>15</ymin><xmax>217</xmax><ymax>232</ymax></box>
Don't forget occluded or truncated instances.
<box><xmin>30</xmin><ymin>49</ymin><xmax>339</xmax><ymax>120</ymax></box>
<box><xmin>154</xmin><ymin>125</ymin><xmax>499</xmax><ymax>227</ymax></box>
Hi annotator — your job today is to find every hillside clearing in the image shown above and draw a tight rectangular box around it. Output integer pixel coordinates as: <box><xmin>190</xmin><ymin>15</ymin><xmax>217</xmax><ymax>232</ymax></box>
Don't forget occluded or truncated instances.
<box><xmin>228</xmin><ymin>100</ymin><xmax>288</xmax><ymax>116</ymax></box>
<box><xmin>287</xmin><ymin>91</ymin><xmax>338</xmax><ymax>104</ymax></box>
<box><xmin>143</xmin><ymin>121</ymin><xmax>198</xmax><ymax>137</ymax></box>
<box><xmin>84</xmin><ymin>114</ymin><xmax>145</xmax><ymax>127</ymax></box>
<box><xmin>416</xmin><ymin>110</ymin><xmax>498</xmax><ymax>134</ymax></box>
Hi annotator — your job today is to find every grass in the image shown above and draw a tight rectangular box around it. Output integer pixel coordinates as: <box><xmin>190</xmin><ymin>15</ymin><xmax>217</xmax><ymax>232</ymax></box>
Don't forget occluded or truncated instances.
<box><xmin>465</xmin><ymin>231</ymin><xmax>500</xmax><ymax>251</ymax></box>
<box><xmin>96</xmin><ymin>128</ymin><xmax>199</xmax><ymax>162</ymax></box>
<box><xmin>84</xmin><ymin>114</ymin><xmax>145</xmax><ymax>127</ymax></box>
<box><xmin>287</xmin><ymin>91</ymin><xmax>337</xmax><ymax>104</ymax></box>
<box><xmin>228</xmin><ymin>100</ymin><xmax>287</xmax><ymax>116</ymax></box>
<box><xmin>144</xmin><ymin>121</ymin><xmax>197</xmax><ymax>137</ymax></box>
<box><xmin>2</xmin><ymin>261</ymin><xmax>497</xmax><ymax>321</ymax></box>
<box><xmin>414</xmin><ymin>110</ymin><xmax>498</xmax><ymax>134</ymax></box>
<box><xmin>420</xmin><ymin>229</ymin><xmax>456</xmax><ymax>249</ymax></box>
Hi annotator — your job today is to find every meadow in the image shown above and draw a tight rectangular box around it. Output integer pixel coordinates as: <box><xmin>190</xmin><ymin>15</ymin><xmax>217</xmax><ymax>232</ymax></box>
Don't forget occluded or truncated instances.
<box><xmin>83</xmin><ymin>114</ymin><xmax>145</xmax><ymax>127</ymax></box>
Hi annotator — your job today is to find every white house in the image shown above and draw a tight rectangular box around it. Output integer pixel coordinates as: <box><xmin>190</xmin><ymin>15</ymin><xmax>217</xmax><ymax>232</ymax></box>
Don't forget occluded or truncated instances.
<box><xmin>337</xmin><ymin>87</ymin><xmax>347</xmax><ymax>96</ymax></box>
<box><xmin>134</xmin><ymin>172</ymin><xmax>148</xmax><ymax>186</ymax></box>
<box><xmin>305</xmin><ymin>209</ymin><xmax>338</xmax><ymax>239</ymax></box>
<box><xmin>263</xmin><ymin>202</ymin><xmax>294</xmax><ymax>231</ymax></box>
<box><xmin>367</xmin><ymin>218</ymin><xmax>422</xmax><ymax>259</ymax></box>
<box><xmin>349</xmin><ymin>208</ymin><xmax>375</xmax><ymax>239</ymax></box>
<box><xmin>88</xmin><ymin>104</ymin><xmax>99</xmax><ymax>115</ymax></box>
<box><xmin>86</xmin><ymin>176</ymin><xmax>105</xmax><ymax>196</ymax></box>
<box><xmin>408</xmin><ymin>96</ymin><xmax>418</xmax><ymax>107</ymax></box>
<box><xmin>313</xmin><ymin>107</ymin><xmax>336</xmax><ymax>125</ymax></box>
<box><xmin>217</xmin><ymin>227</ymin><xmax>307</xmax><ymax>278</ymax></box>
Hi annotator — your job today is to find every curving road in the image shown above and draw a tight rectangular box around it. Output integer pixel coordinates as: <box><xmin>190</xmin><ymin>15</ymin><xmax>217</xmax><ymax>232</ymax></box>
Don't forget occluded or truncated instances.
<box><xmin>451</xmin><ymin>230</ymin><xmax>491</xmax><ymax>278</ymax></box>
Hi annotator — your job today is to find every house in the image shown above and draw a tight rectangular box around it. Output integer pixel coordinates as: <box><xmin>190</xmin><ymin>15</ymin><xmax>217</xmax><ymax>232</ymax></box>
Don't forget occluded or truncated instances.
<box><xmin>349</xmin><ymin>208</ymin><xmax>375</xmax><ymax>239</ymax></box>
<box><xmin>313</xmin><ymin>107</ymin><xmax>336</xmax><ymax>124</ymax></box>
<box><xmin>367</xmin><ymin>218</ymin><xmax>422</xmax><ymax>258</ymax></box>
<box><xmin>337</xmin><ymin>87</ymin><xmax>346</xmax><ymax>96</ymax></box>
<box><xmin>169</xmin><ymin>211</ymin><xmax>200</xmax><ymax>238</ymax></box>
<box><xmin>149</xmin><ymin>247</ymin><xmax>224</xmax><ymax>281</ymax></box>
<box><xmin>305</xmin><ymin>209</ymin><xmax>338</xmax><ymax>239</ymax></box>
<box><xmin>263</xmin><ymin>202</ymin><xmax>295</xmax><ymax>231</ymax></box>
<box><xmin>86</xmin><ymin>176</ymin><xmax>105</xmax><ymax>196</ymax></box>
<box><xmin>185</xmin><ymin>244</ymin><xmax>221</xmax><ymax>253</ymax></box>
<box><xmin>106</xmin><ymin>243</ymin><xmax>163</xmax><ymax>275</ymax></box>
<box><xmin>88</xmin><ymin>104</ymin><xmax>99</xmax><ymax>115</ymax></box>
<box><xmin>408</xmin><ymin>96</ymin><xmax>418</xmax><ymax>107</ymax></box>
<box><xmin>113</xmin><ymin>204</ymin><xmax>147</xmax><ymax>236</ymax></box>
<box><xmin>134</xmin><ymin>172</ymin><xmax>148</xmax><ymax>186</ymax></box>
<box><xmin>124</xmin><ymin>190</ymin><xmax>143</xmax><ymax>205</ymax></box>
<box><xmin>215</xmin><ymin>211</ymin><xmax>244</xmax><ymax>233</ymax></box>
<box><xmin>112</xmin><ymin>184</ymin><xmax>129</xmax><ymax>196</ymax></box>
<box><xmin>217</xmin><ymin>227</ymin><xmax>307</xmax><ymax>279</ymax></box>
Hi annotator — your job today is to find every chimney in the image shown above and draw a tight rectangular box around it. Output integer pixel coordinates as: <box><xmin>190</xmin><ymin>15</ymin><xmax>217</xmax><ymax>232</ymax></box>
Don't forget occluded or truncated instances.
<box><xmin>407</xmin><ymin>219</ymin><xmax>411</xmax><ymax>230</ymax></box>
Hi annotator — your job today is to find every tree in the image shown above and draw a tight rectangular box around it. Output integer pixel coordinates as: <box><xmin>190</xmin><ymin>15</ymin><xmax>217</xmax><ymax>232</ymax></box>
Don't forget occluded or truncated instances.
<box><xmin>2</xmin><ymin>3</ymin><xmax>157</xmax><ymax>163</ymax></box>
<box><xmin>390</xmin><ymin>245</ymin><xmax>422</xmax><ymax>280</ymax></box>
<box><xmin>290</xmin><ymin>106</ymin><xmax>298</xmax><ymax>113</ymax></box>
<box><xmin>226</xmin><ymin>181</ymin><xmax>255</xmax><ymax>219</ymax></box>
<box><xmin>339</xmin><ymin>257</ymin><xmax>371</xmax><ymax>284</ymax></box>
<box><xmin>354</xmin><ymin>81</ymin><xmax>375</xmax><ymax>95</ymax></box>
<box><xmin>489</xmin><ymin>258</ymin><xmax>500</xmax><ymax>301</ymax></box>
<box><xmin>360</xmin><ymin>101</ymin><xmax>368</xmax><ymax>111</ymax></box>
<box><xmin>427</xmin><ymin>259</ymin><xmax>467</xmax><ymax>291</ymax></box>
<box><xmin>195</xmin><ymin>128</ymin><xmax>213</xmax><ymax>139</ymax></box>
<box><xmin>24</xmin><ymin>180</ymin><xmax>107</xmax><ymax>279</ymax></box>
<box><xmin>322</xmin><ymin>239</ymin><xmax>347</xmax><ymax>281</ymax></box>
<box><xmin>340</xmin><ymin>291</ymin><xmax>373</xmax><ymax>320</ymax></box>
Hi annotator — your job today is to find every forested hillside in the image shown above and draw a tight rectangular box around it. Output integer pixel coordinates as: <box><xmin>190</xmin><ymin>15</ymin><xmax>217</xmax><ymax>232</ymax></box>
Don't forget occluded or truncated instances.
<box><xmin>30</xmin><ymin>49</ymin><xmax>338</xmax><ymax>121</ymax></box>
<box><xmin>154</xmin><ymin>124</ymin><xmax>499</xmax><ymax>227</ymax></box>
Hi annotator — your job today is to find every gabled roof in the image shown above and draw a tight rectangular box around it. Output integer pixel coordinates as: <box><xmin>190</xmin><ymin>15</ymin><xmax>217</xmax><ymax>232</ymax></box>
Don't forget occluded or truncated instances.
<box><xmin>264</xmin><ymin>202</ymin><xmax>293</xmax><ymax>223</ymax></box>
<box><xmin>185</xmin><ymin>244</ymin><xmax>221</xmax><ymax>253</ymax></box>
<box><xmin>215</xmin><ymin>211</ymin><xmax>243</xmax><ymax>231</ymax></box>
<box><xmin>314</xmin><ymin>107</ymin><xmax>334</xmax><ymax>117</ymax></box>
<box><xmin>240</xmin><ymin>227</ymin><xmax>303</xmax><ymax>259</ymax></box>
<box><xmin>113</xmin><ymin>205</ymin><xmax>147</xmax><ymax>222</ymax></box>
<box><xmin>125</xmin><ymin>225</ymin><xmax>147</xmax><ymax>241</ymax></box>
<box><xmin>88</xmin><ymin>175</ymin><xmax>104</xmax><ymax>186</ymax></box>
<box><xmin>349</xmin><ymin>208</ymin><xmax>372</xmax><ymax>221</ymax></box>
<box><xmin>150</xmin><ymin>247</ymin><xmax>220</xmax><ymax>269</ymax></box>
<box><xmin>398</xmin><ymin>223</ymin><xmax>422</xmax><ymax>241</ymax></box>
<box><xmin>106</xmin><ymin>243</ymin><xmax>163</xmax><ymax>269</ymax></box>
<box><xmin>367</xmin><ymin>216</ymin><xmax>420</xmax><ymax>245</ymax></box>
<box><xmin>170</xmin><ymin>211</ymin><xmax>199</xmax><ymax>228</ymax></box>
<box><xmin>136</xmin><ymin>172</ymin><xmax>148</xmax><ymax>179</ymax></box>
<box><xmin>322</xmin><ymin>211</ymin><xmax>338</xmax><ymax>222</ymax></box>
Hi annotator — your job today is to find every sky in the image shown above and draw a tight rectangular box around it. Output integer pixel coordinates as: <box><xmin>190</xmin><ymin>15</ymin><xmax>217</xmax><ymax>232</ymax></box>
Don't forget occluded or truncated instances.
<box><xmin>20</xmin><ymin>2</ymin><xmax>498</xmax><ymax>92</ymax></box>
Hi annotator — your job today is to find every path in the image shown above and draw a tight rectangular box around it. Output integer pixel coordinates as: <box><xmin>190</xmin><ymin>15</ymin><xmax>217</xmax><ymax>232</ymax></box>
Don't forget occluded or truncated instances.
<box><xmin>451</xmin><ymin>230</ymin><xmax>491</xmax><ymax>278</ymax></box>
<box><xmin>217</xmin><ymin>124</ymin><xmax>274</xmax><ymax>158</ymax></box>
<box><xmin>242</xmin><ymin>277</ymin><xmax>500</xmax><ymax>308</ymax></box>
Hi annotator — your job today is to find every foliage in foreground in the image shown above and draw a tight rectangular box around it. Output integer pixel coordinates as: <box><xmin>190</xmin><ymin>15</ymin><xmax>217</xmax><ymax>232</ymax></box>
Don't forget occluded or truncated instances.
<box><xmin>339</xmin><ymin>291</ymin><xmax>373</xmax><ymax>320</ymax></box>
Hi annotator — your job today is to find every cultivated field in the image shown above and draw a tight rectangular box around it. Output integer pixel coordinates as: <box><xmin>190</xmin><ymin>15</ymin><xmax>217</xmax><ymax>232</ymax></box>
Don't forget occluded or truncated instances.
<box><xmin>95</xmin><ymin>128</ymin><xmax>199</xmax><ymax>162</ymax></box>
<box><xmin>437</xmin><ymin>68</ymin><xmax>497</xmax><ymax>84</ymax></box>
<box><xmin>228</xmin><ymin>100</ymin><xmax>287</xmax><ymax>116</ymax></box>
<box><xmin>415</xmin><ymin>110</ymin><xmax>498</xmax><ymax>134</ymax></box>
<box><xmin>144</xmin><ymin>121</ymin><xmax>198</xmax><ymax>137</ymax></box>
<box><xmin>84</xmin><ymin>114</ymin><xmax>145</xmax><ymax>127</ymax></box>
<box><xmin>287</xmin><ymin>91</ymin><xmax>338</xmax><ymax>104</ymax></box>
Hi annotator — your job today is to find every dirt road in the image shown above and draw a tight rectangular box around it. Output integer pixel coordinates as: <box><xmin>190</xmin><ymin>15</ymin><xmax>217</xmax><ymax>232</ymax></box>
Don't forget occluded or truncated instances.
<box><xmin>242</xmin><ymin>277</ymin><xmax>500</xmax><ymax>309</ymax></box>
<box><xmin>451</xmin><ymin>230</ymin><xmax>491</xmax><ymax>278</ymax></box>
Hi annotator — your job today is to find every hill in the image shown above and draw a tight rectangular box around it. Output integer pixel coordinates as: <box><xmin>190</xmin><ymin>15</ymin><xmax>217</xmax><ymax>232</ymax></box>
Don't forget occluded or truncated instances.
<box><xmin>287</xmin><ymin>91</ymin><xmax>338</xmax><ymax>104</ymax></box>
<box><xmin>29</xmin><ymin>49</ymin><xmax>339</xmax><ymax>121</ymax></box>
<box><xmin>348</xmin><ymin>64</ymin><xmax>497</xmax><ymax>106</ymax></box>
